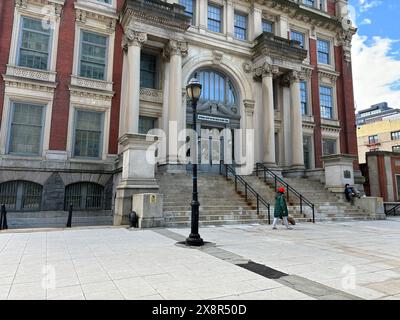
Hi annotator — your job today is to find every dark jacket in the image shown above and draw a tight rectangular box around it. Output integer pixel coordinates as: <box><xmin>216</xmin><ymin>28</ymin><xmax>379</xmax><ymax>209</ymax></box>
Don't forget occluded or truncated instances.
<box><xmin>274</xmin><ymin>193</ymin><xmax>288</xmax><ymax>218</ymax></box>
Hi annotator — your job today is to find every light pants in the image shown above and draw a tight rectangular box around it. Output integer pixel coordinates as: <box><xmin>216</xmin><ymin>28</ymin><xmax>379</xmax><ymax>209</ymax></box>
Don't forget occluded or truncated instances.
<box><xmin>272</xmin><ymin>217</ymin><xmax>290</xmax><ymax>228</ymax></box>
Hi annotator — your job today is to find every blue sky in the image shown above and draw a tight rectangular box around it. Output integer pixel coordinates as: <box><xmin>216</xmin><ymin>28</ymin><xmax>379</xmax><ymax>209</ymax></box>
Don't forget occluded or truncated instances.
<box><xmin>348</xmin><ymin>0</ymin><xmax>400</xmax><ymax>110</ymax></box>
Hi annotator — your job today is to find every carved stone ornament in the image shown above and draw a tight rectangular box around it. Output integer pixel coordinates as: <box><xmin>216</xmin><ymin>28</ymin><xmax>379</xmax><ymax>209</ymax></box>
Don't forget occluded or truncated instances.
<box><xmin>163</xmin><ymin>40</ymin><xmax>188</xmax><ymax>59</ymax></box>
<box><xmin>124</xmin><ymin>29</ymin><xmax>147</xmax><ymax>48</ymax></box>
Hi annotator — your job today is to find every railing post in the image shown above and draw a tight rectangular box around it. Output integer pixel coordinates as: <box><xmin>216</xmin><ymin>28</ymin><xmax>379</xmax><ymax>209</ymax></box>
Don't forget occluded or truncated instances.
<box><xmin>268</xmin><ymin>205</ymin><xmax>271</xmax><ymax>225</ymax></box>
<box><xmin>274</xmin><ymin>176</ymin><xmax>277</xmax><ymax>191</ymax></box>
<box><xmin>235</xmin><ymin>175</ymin><xmax>237</xmax><ymax>191</ymax></box>
<box><xmin>256</xmin><ymin>194</ymin><xmax>259</xmax><ymax>215</ymax></box>
<box><xmin>0</xmin><ymin>204</ymin><xmax>7</xmax><ymax>230</ymax></box>
<box><xmin>300</xmin><ymin>195</ymin><xmax>303</xmax><ymax>216</ymax></box>
<box><xmin>66</xmin><ymin>203</ymin><xmax>73</xmax><ymax>228</ymax></box>
<box><xmin>245</xmin><ymin>182</ymin><xmax>248</xmax><ymax>201</ymax></box>
<box><xmin>312</xmin><ymin>204</ymin><xmax>315</xmax><ymax>223</ymax></box>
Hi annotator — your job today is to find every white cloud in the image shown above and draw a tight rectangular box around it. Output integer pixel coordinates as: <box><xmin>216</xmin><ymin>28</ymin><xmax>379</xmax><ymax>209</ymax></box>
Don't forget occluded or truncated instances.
<box><xmin>359</xmin><ymin>18</ymin><xmax>372</xmax><ymax>25</ymax></box>
<box><xmin>352</xmin><ymin>34</ymin><xmax>400</xmax><ymax>110</ymax></box>
<box><xmin>358</xmin><ymin>0</ymin><xmax>382</xmax><ymax>12</ymax></box>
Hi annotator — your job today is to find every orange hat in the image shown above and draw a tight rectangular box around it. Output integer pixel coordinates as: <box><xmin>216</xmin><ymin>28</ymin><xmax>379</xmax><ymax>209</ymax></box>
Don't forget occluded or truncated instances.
<box><xmin>278</xmin><ymin>187</ymin><xmax>285</xmax><ymax>193</ymax></box>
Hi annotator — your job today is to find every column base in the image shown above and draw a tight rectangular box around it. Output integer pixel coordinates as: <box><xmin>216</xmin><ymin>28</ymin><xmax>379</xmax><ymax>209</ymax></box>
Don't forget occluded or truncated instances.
<box><xmin>282</xmin><ymin>167</ymin><xmax>305</xmax><ymax>178</ymax></box>
<box><xmin>185</xmin><ymin>233</ymin><xmax>204</xmax><ymax>247</ymax></box>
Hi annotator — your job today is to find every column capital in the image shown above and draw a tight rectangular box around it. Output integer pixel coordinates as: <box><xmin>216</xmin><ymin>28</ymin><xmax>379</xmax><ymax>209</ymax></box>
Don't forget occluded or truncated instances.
<box><xmin>163</xmin><ymin>40</ymin><xmax>188</xmax><ymax>60</ymax></box>
<box><xmin>122</xmin><ymin>29</ymin><xmax>147</xmax><ymax>50</ymax></box>
<box><xmin>288</xmin><ymin>70</ymin><xmax>301</xmax><ymax>84</ymax></box>
<box><xmin>244</xmin><ymin>99</ymin><xmax>255</xmax><ymax>116</ymax></box>
<box><xmin>253</xmin><ymin>63</ymin><xmax>279</xmax><ymax>81</ymax></box>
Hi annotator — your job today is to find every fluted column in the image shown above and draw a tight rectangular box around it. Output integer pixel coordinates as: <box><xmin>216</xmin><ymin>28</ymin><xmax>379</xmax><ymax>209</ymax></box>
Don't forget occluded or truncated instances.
<box><xmin>261</xmin><ymin>65</ymin><xmax>276</xmax><ymax>166</ymax></box>
<box><xmin>123</xmin><ymin>30</ymin><xmax>147</xmax><ymax>133</ymax></box>
<box><xmin>290</xmin><ymin>71</ymin><xmax>304</xmax><ymax>168</ymax></box>
<box><xmin>165</xmin><ymin>40</ymin><xmax>188</xmax><ymax>164</ymax></box>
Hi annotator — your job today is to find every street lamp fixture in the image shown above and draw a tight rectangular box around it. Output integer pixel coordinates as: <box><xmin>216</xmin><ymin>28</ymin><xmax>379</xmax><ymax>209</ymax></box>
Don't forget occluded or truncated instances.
<box><xmin>185</xmin><ymin>78</ymin><xmax>204</xmax><ymax>247</ymax></box>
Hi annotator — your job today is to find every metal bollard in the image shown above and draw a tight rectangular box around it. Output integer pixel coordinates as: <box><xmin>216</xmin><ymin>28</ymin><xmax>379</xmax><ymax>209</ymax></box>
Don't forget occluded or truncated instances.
<box><xmin>66</xmin><ymin>203</ymin><xmax>73</xmax><ymax>228</ymax></box>
<box><xmin>0</xmin><ymin>205</ymin><xmax>7</xmax><ymax>230</ymax></box>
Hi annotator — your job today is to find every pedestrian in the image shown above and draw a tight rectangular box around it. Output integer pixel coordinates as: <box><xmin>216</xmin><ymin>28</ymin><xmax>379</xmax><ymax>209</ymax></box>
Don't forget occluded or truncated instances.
<box><xmin>272</xmin><ymin>187</ymin><xmax>292</xmax><ymax>230</ymax></box>
<box><xmin>344</xmin><ymin>184</ymin><xmax>360</xmax><ymax>205</ymax></box>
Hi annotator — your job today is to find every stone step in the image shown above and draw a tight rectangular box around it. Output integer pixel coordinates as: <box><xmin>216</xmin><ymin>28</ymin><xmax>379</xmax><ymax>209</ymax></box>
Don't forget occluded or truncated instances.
<box><xmin>7</xmin><ymin>216</ymin><xmax>113</xmax><ymax>229</ymax></box>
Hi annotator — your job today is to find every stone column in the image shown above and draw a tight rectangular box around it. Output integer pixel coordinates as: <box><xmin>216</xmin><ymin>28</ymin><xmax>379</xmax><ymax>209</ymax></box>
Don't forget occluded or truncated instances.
<box><xmin>165</xmin><ymin>40</ymin><xmax>188</xmax><ymax>164</ymax></box>
<box><xmin>289</xmin><ymin>71</ymin><xmax>304</xmax><ymax>169</ymax></box>
<box><xmin>226</xmin><ymin>0</ymin><xmax>234</xmax><ymax>40</ymax></box>
<box><xmin>250</xmin><ymin>5</ymin><xmax>263</xmax><ymax>40</ymax></box>
<box><xmin>199</xmin><ymin>0</ymin><xmax>208</xmax><ymax>33</ymax></box>
<box><xmin>243</xmin><ymin>100</ymin><xmax>255</xmax><ymax>171</ymax></box>
<box><xmin>261</xmin><ymin>65</ymin><xmax>276</xmax><ymax>166</ymax></box>
<box><xmin>124</xmin><ymin>30</ymin><xmax>147</xmax><ymax>133</ymax></box>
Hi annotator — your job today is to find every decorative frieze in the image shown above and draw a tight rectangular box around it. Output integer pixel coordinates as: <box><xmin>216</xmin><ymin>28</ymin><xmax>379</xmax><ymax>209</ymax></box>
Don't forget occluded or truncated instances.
<box><xmin>318</xmin><ymin>69</ymin><xmax>340</xmax><ymax>85</ymax></box>
<box><xmin>15</xmin><ymin>0</ymin><xmax>64</xmax><ymax>16</ymax></box>
<box><xmin>140</xmin><ymin>88</ymin><xmax>163</xmax><ymax>104</ymax></box>
<box><xmin>6</xmin><ymin>65</ymin><xmax>56</xmax><ymax>83</ymax></box>
<box><xmin>75</xmin><ymin>5</ymin><xmax>118</xmax><ymax>32</ymax></box>
<box><xmin>70</xmin><ymin>75</ymin><xmax>113</xmax><ymax>92</ymax></box>
<box><xmin>3</xmin><ymin>75</ymin><xmax>56</xmax><ymax>94</ymax></box>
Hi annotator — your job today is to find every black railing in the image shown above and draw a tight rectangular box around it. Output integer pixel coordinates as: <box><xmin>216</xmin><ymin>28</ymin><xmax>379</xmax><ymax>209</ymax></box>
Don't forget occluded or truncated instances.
<box><xmin>220</xmin><ymin>161</ymin><xmax>271</xmax><ymax>224</ymax></box>
<box><xmin>384</xmin><ymin>203</ymin><xmax>400</xmax><ymax>216</ymax></box>
<box><xmin>255</xmin><ymin>163</ymin><xmax>315</xmax><ymax>223</ymax></box>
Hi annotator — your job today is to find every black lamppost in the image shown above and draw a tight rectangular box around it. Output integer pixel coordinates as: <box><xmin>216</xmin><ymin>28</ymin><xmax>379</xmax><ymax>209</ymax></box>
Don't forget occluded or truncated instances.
<box><xmin>185</xmin><ymin>78</ymin><xmax>204</xmax><ymax>247</ymax></box>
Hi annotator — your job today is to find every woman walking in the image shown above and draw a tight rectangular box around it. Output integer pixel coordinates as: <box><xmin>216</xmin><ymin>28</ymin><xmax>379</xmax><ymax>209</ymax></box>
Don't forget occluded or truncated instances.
<box><xmin>272</xmin><ymin>187</ymin><xmax>292</xmax><ymax>230</ymax></box>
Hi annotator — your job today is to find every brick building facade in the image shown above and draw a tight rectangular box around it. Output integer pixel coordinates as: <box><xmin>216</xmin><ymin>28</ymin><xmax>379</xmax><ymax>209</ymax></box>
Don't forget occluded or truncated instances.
<box><xmin>0</xmin><ymin>0</ymin><xmax>359</xmax><ymax>223</ymax></box>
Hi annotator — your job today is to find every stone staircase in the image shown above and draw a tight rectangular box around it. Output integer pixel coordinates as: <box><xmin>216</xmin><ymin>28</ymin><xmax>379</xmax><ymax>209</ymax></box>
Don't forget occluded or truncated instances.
<box><xmin>6</xmin><ymin>210</ymin><xmax>113</xmax><ymax>229</ymax></box>
<box><xmin>158</xmin><ymin>172</ymin><xmax>271</xmax><ymax>228</ymax></box>
<box><xmin>243</xmin><ymin>173</ymin><xmax>372</xmax><ymax>222</ymax></box>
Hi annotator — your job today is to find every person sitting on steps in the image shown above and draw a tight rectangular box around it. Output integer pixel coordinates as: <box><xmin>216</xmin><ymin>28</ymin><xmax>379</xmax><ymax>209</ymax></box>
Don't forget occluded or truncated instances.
<box><xmin>272</xmin><ymin>187</ymin><xmax>292</xmax><ymax>230</ymax></box>
<box><xmin>344</xmin><ymin>184</ymin><xmax>361</xmax><ymax>205</ymax></box>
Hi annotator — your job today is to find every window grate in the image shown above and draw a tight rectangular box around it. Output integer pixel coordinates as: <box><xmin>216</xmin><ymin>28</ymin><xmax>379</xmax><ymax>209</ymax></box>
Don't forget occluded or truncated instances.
<box><xmin>65</xmin><ymin>182</ymin><xmax>104</xmax><ymax>211</ymax></box>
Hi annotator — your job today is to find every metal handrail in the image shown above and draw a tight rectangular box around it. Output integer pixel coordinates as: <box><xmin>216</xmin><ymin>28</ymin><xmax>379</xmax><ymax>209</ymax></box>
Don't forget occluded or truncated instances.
<box><xmin>219</xmin><ymin>161</ymin><xmax>271</xmax><ymax>224</ymax></box>
<box><xmin>255</xmin><ymin>163</ymin><xmax>315</xmax><ymax>223</ymax></box>
<box><xmin>384</xmin><ymin>203</ymin><xmax>400</xmax><ymax>216</ymax></box>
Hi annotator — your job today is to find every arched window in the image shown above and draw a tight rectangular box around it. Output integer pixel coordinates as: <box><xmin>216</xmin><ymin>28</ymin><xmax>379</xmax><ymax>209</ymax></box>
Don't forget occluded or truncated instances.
<box><xmin>65</xmin><ymin>182</ymin><xmax>104</xmax><ymax>211</ymax></box>
<box><xmin>193</xmin><ymin>70</ymin><xmax>237</xmax><ymax>106</ymax></box>
<box><xmin>0</xmin><ymin>181</ymin><xmax>42</xmax><ymax>211</ymax></box>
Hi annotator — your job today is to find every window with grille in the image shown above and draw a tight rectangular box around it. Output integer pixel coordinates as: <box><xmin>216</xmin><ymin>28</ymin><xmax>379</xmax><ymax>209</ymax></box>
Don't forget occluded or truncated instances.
<box><xmin>234</xmin><ymin>12</ymin><xmax>247</xmax><ymax>40</ymax></box>
<box><xmin>8</xmin><ymin>102</ymin><xmax>44</xmax><ymax>155</ymax></box>
<box><xmin>140</xmin><ymin>53</ymin><xmax>157</xmax><ymax>89</ymax></box>
<box><xmin>64</xmin><ymin>182</ymin><xmax>104</xmax><ymax>210</ymax></box>
<box><xmin>79</xmin><ymin>31</ymin><xmax>108</xmax><ymax>80</ymax></box>
<box><xmin>139</xmin><ymin>116</ymin><xmax>156</xmax><ymax>134</ymax></box>
<box><xmin>179</xmin><ymin>0</ymin><xmax>195</xmax><ymax>24</ymax></box>
<box><xmin>319</xmin><ymin>86</ymin><xmax>333</xmax><ymax>119</ymax></box>
<box><xmin>18</xmin><ymin>17</ymin><xmax>52</xmax><ymax>70</ymax></box>
<box><xmin>393</xmin><ymin>146</ymin><xmax>400</xmax><ymax>153</ymax></box>
<box><xmin>322</xmin><ymin>139</ymin><xmax>336</xmax><ymax>155</ymax></box>
<box><xmin>391</xmin><ymin>131</ymin><xmax>400</xmax><ymax>140</ymax></box>
<box><xmin>368</xmin><ymin>135</ymin><xmax>378</xmax><ymax>144</ymax></box>
<box><xmin>73</xmin><ymin>110</ymin><xmax>103</xmax><ymax>158</ymax></box>
<box><xmin>317</xmin><ymin>38</ymin><xmax>330</xmax><ymax>64</ymax></box>
<box><xmin>208</xmin><ymin>4</ymin><xmax>222</xmax><ymax>33</ymax></box>
<box><xmin>262</xmin><ymin>20</ymin><xmax>273</xmax><ymax>33</ymax></box>
<box><xmin>0</xmin><ymin>181</ymin><xmax>42</xmax><ymax>211</ymax></box>
<box><xmin>300</xmin><ymin>81</ymin><xmax>308</xmax><ymax>115</ymax></box>
<box><xmin>291</xmin><ymin>30</ymin><xmax>305</xmax><ymax>49</ymax></box>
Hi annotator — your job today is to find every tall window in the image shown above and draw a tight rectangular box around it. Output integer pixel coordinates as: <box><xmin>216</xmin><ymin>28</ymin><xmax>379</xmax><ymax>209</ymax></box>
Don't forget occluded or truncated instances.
<box><xmin>18</xmin><ymin>17</ymin><xmax>51</xmax><ymax>70</ymax></box>
<box><xmin>322</xmin><ymin>139</ymin><xmax>336</xmax><ymax>155</ymax></box>
<box><xmin>139</xmin><ymin>116</ymin><xmax>156</xmax><ymax>134</ymax></box>
<box><xmin>262</xmin><ymin>20</ymin><xmax>273</xmax><ymax>33</ymax></box>
<box><xmin>303</xmin><ymin>136</ymin><xmax>312</xmax><ymax>169</ymax></box>
<box><xmin>290</xmin><ymin>30</ymin><xmax>305</xmax><ymax>49</ymax></box>
<box><xmin>140</xmin><ymin>53</ymin><xmax>157</xmax><ymax>89</ymax></box>
<box><xmin>317</xmin><ymin>39</ymin><xmax>330</xmax><ymax>64</ymax></box>
<box><xmin>79</xmin><ymin>31</ymin><xmax>107</xmax><ymax>80</ymax></box>
<box><xmin>65</xmin><ymin>182</ymin><xmax>105</xmax><ymax>210</ymax></box>
<box><xmin>0</xmin><ymin>181</ymin><xmax>42</xmax><ymax>212</ymax></box>
<box><xmin>179</xmin><ymin>0</ymin><xmax>195</xmax><ymax>24</ymax></box>
<box><xmin>74</xmin><ymin>110</ymin><xmax>103</xmax><ymax>158</ymax></box>
<box><xmin>368</xmin><ymin>135</ymin><xmax>378</xmax><ymax>144</ymax></box>
<box><xmin>391</xmin><ymin>131</ymin><xmax>400</xmax><ymax>140</ymax></box>
<box><xmin>234</xmin><ymin>12</ymin><xmax>247</xmax><ymax>40</ymax></box>
<box><xmin>208</xmin><ymin>4</ymin><xmax>222</xmax><ymax>33</ymax></box>
<box><xmin>194</xmin><ymin>69</ymin><xmax>237</xmax><ymax>105</ymax></box>
<box><xmin>8</xmin><ymin>102</ymin><xmax>44</xmax><ymax>155</ymax></box>
<box><xmin>320</xmin><ymin>86</ymin><xmax>333</xmax><ymax>119</ymax></box>
<box><xmin>300</xmin><ymin>81</ymin><xmax>308</xmax><ymax>115</ymax></box>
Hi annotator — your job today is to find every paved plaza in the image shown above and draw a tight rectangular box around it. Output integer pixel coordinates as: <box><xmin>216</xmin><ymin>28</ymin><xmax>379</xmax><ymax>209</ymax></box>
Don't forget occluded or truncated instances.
<box><xmin>0</xmin><ymin>218</ymin><xmax>400</xmax><ymax>300</ymax></box>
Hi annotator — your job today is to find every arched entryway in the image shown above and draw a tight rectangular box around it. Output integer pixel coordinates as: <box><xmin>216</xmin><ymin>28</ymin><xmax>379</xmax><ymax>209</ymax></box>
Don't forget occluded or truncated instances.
<box><xmin>186</xmin><ymin>69</ymin><xmax>241</xmax><ymax>165</ymax></box>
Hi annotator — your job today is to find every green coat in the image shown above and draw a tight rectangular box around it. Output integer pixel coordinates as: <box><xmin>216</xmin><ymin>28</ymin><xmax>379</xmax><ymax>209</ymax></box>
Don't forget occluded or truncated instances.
<box><xmin>274</xmin><ymin>193</ymin><xmax>288</xmax><ymax>218</ymax></box>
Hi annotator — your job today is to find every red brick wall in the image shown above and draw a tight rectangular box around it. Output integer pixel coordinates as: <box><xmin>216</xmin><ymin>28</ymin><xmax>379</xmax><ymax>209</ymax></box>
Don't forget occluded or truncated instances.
<box><xmin>327</xmin><ymin>0</ymin><xmax>336</xmax><ymax>16</ymax></box>
<box><xmin>0</xmin><ymin>0</ymin><xmax>15</xmax><ymax>125</ymax></box>
<box><xmin>49</xmin><ymin>0</ymin><xmax>75</xmax><ymax>151</ymax></box>
<box><xmin>309</xmin><ymin>39</ymin><xmax>323</xmax><ymax>168</ymax></box>
<box><xmin>109</xmin><ymin>0</ymin><xmax>124</xmax><ymax>155</ymax></box>
<box><xmin>335</xmin><ymin>46</ymin><xmax>359</xmax><ymax>170</ymax></box>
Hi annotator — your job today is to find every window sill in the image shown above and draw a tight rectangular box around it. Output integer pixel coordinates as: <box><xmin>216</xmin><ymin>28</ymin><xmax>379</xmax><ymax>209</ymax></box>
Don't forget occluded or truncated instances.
<box><xmin>70</xmin><ymin>75</ymin><xmax>114</xmax><ymax>92</ymax></box>
<box><xmin>140</xmin><ymin>87</ymin><xmax>163</xmax><ymax>104</ymax></box>
<box><xmin>6</xmin><ymin>65</ymin><xmax>56</xmax><ymax>83</ymax></box>
<box><xmin>321</xmin><ymin>118</ymin><xmax>340</xmax><ymax>127</ymax></box>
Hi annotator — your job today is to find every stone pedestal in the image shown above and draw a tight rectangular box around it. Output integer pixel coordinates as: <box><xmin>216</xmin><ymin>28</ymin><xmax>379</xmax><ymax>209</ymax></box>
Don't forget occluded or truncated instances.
<box><xmin>114</xmin><ymin>133</ymin><xmax>159</xmax><ymax>225</ymax></box>
<box><xmin>132</xmin><ymin>193</ymin><xmax>164</xmax><ymax>228</ymax></box>
<box><xmin>354</xmin><ymin>197</ymin><xmax>386</xmax><ymax>220</ymax></box>
<box><xmin>322</xmin><ymin>154</ymin><xmax>357</xmax><ymax>192</ymax></box>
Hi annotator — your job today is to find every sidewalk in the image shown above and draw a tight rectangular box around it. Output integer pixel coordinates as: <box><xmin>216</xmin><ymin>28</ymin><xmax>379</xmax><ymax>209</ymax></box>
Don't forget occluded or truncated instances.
<box><xmin>0</xmin><ymin>219</ymin><xmax>399</xmax><ymax>300</ymax></box>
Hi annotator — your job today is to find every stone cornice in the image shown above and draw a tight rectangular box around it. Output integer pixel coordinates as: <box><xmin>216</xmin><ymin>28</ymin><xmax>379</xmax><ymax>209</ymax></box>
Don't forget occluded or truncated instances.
<box><xmin>318</xmin><ymin>68</ymin><xmax>340</xmax><ymax>85</ymax></box>
<box><xmin>2</xmin><ymin>74</ymin><xmax>57</xmax><ymax>93</ymax></box>
<box><xmin>253</xmin><ymin>0</ymin><xmax>344</xmax><ymax>33</ymax></box>
<box><xmin>75</xmin><ymin>3</ymin><xmax>118</xmax><ymax>32</ymax></box>
<box><xmin>121</xmin><ymin>0</ymin><xmax>191</xmax><ymax>34</ymax></box>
